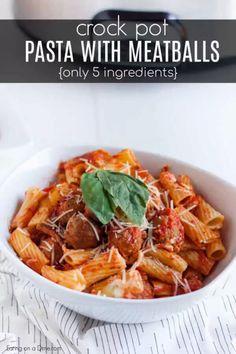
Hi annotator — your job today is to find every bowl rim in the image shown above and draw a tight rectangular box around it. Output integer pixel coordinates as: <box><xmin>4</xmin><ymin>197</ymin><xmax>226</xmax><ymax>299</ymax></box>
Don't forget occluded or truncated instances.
<box><xmin>0</xmin><ymin>144</ymin><xmax>235</xmax><ymax>305</ymax></box>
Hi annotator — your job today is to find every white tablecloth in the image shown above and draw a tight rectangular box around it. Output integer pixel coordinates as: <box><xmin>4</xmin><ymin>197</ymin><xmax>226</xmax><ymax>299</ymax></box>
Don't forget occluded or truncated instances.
<box><xmin>0</xmin><ymin>251</ymin><xmax>235</xmax><ymax>354</ymax></box>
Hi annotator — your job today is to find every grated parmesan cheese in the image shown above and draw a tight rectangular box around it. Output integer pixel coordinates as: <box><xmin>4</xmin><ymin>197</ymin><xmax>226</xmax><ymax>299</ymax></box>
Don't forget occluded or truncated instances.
<box><xmin>180</xmin><ymin>217</ymin><xmax>196</xmax><ymax>228</ymax></box>
<box><xmin>51</xmin><ymin>209</ymin><xmax>74</xmax><ymax>223</ymax></box>
<box><xmin>122</xmin><ymin>269</ymin><xmax>126</xmax><ymax>284</ymax></box>
<box><xmin>178</xmin><ymin>204</ymin><xmax>197</xmax><ymax>217</ymax></box>
<box><xmin>108</xmin><ymin>247</ymin><xmax>114</xmax><ymax>263</ymax></box>
<box><xmin>51</xmin><ymin>245</ymin><xmax>55</xmax><ymax>265</ymax></box>
<box><xmin>163</xmin><ymin>191</ymin><xmax>170</xmax><ymax>208</ymax></box>
<box><xmin>120</xmin><ymin>162</ymin><xmax>131</xmax><ymax>175</ymax></box>
<box><xmin>80</xmin><ymin>158</ymin><xmax>98</xmax><ymax>172</ymax></box>
<box><xmin>148</xmin><ymin>198</ymin><xmax>160</xmax><ymax>211</ymax></box>
<box><xmin>40</xmin><ymin>240</ymin><xmax>54</xmax><ymax>253</ymax></box>
<box><xmin>130</xmin><ymin>250</ymin><xmax>144</xmax><ymax>270</ymax></box>
<box><xmin>112</xmin><ymin>217</ymin><xmax>125</xmax><ymax>230</ymax></box>
<box><xmin>20</xmin><ymin>242</ymin><xmax>31</xmax><ymax>253</ymax></box>
<box><xmin>78</xmin><ymin>212</ymin><xmax>100</xmax><ymax>241</ymax></box>
<box><xmin>42</xmin><ymin>219</ymin><xmax>65</xmax><ymax>239</ymax></box>
<box><xmin>142</xmin><ymin>222</ymin><xmax>156</xmax><ymax>252</ymax></box>
<box><xmin>59</xmin><ymin>249</ymin><xmax>85</xmax><ymax>264</ymax></box>
<box><xmin>175</xmin><ymin>187</ymin><xmax>191</xmax><ymax>193</ymax></box>
<box><xmin>18</xmin><ymin>228</ymin><xmax>29</xmax><ymax>236</ymax></box>
<box><xmin>92</xmin><ymin>243</ymin><xmax>108</xmax><ymax>259</ymax></box>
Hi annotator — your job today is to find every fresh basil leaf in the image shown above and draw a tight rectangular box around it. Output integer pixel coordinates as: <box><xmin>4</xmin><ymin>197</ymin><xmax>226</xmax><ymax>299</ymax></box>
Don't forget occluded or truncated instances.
<box><xmin>97</xmin><ymin>171</ymin><xmax>149</xmax><ymax>226</ymax></box>
<box><xmin>80</xmin><ymin>172</ymin><xmax>114</xmax><ymax>224</ymax></box>
<box><xmin>81</xmin><ymin>170</ymin><xmax>149</xmax><ymax>226</ymax></box>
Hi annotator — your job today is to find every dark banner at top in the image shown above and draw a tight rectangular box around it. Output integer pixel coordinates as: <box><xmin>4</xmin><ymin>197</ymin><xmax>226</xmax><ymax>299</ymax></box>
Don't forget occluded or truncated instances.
<box><xmin>1</xmin><ymin>16</ymin><xmax>236</xmax><ymax>82</ymax></box>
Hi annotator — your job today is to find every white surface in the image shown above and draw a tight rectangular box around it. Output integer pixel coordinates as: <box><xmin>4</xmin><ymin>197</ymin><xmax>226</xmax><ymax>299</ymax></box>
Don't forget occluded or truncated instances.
<box><xmin>0</xmin><ymin>0</ymin><xmax>235</xmax><ymax>186</ymax></box>
<box><xmin>0</xmin><ymin>83</ymin><xmax>236</xmax><ymax>186</ymax></box>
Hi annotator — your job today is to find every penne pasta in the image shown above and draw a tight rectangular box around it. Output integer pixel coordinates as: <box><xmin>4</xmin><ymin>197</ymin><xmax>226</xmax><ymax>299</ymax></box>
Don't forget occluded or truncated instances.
<box><xmin>10</xmin><ymin>187</ymin><xmax>45</xmax><ymax>230</ymax></box>
<box><xmin>65</xmin><ymin>163</ymin><xmax>86</xmax><ymax>184</ymax></box>
<box><xmin>180</xmin><ymin>250</ymin><xmax>215</xmax><ymax>276</ymax></box>
<box><xmin>61</xmin><ymin>246</ymin><xmax>96</xmax><ymax>266</ymax></box>
<box><xmin>159</xmin><ymin>170</ymin><xmax>176</xmax><ymax>190</ymax></box>
<box><xmin>160</xmin><ymin>170</ymin><xmax>194</xmax><ymax>205</ymax></box>
<box><xmin>177</xmin><ymin>175</ymin><xmax>194</xmax><ymax>191</ymax></box>
<box><xmin>90</xmin><ymin>269</ymin><xmax>143</xmax><ymax>298</ymax></box>
<box><xmin>112</xmin><ymin>149</ymin><xmax>140</xmax><ymax>168</ymax></box>
<box><xmin>7</xmin><ymin>149</ymin><xmax>227</xmax><ymax>299</ymax></box>
<box><xmin>180</xmin><ymin>237</ymin><xmax>206</xmax><ymax>252</ymax></box>
<box><xmin>111</xmin><ymin>149</ymin><xmax>140</xmax><ymax>176</ymax></box>
<box><xmin>181</xmin><ymin>196</ymin><xmax>199</xmax><ymax>211</ymax></box>
<box><xmin>28</xmin><ymin>196</ymin><xmax>52</xmax><ymax>229</ymax></box>
<box><xmin>175</xmin><ymin>206</ymin><xmax>220</xmax><ymax>245</ymax></box>
<box><xmin>169</xmin><ymin>185</ymin><xmax>194</xmax><ymax>206</ymax></box>
<box><xmin>49</xmin><ymin>183</ymin><xmax>72</xmax><ymax>201</ymax></box>
<box><xmin>42</xmin><ymin>266</ymin><xmax>86</xmax><ymax>291</ymax></box>
<box><xmin>145</xmin><ymin>249</ymin><xmax>188</xmax><ymax>273</ymax></box>
<box><xmin>48</xmin><ymin>185</ymin><xmax>61</xmax><ymax>204</ymax></box>
<box><xmin>122</xmin><ymin>269</ymin><xmax>144</xmax><ymax>298</ymax></box>
<box><xmin>151</xmin><ymin>280</ymin><xmax>174</xmax><ymax>297</ymax></box>
<box><xmin>206</xmin><ymin>238</ymin><xmax>226</xmax><ymax>261</ymax></box>
<box><xmin>28</xmin><ymin>184</ymin><xmax>71</xmax><ymax>229</ymax></box>
<box><xmin>137</xmin><ymin>256</ymin><xmax>182</xmax><ymax>285</ymax></box>
<box><xmin>80</xmin><ymin>248</ymin><xmax>126</xmax><ymax>286</ymax></box>
<box><xmin>9</xmin><ymin>227</ymin><xmax>49</xmax><ymax>273</ymax></box>
<box><xmin>64</xmin><ymin>149</ymin><xmax>112</xmax><ymax>184</ymax></box>
<box><xmin>137</xmin><ymin>169</ymin><xmax>155</xmax><ymax>184</ymax></box>
<box><xmin>90</xmin><ymin>275</ymin><xmax>124</xmax><ymax>297</ymax></box>
<box><xmin>195</xmin><ymin>196</ymin><xmax>224</xmax><ymax>230</ymax></box>
<box><xmin>101</xmin><ymin>161</ymin><xmax>129</xmax><ymax>174</ymax></box>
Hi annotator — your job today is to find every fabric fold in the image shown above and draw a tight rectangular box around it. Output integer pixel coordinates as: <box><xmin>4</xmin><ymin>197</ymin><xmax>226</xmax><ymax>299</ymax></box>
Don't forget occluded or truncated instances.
<box><xmin>0</xmin><ymin>252</ymin><xmax>235</xmax><ymax>354</ymax></box>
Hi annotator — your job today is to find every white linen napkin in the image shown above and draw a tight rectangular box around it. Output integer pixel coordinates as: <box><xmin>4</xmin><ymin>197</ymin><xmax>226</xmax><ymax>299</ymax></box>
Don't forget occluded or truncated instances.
<box><xmin>0</xmin><ymin>251</ymin><xmax>235</xmax><ymax>354</ymax></box>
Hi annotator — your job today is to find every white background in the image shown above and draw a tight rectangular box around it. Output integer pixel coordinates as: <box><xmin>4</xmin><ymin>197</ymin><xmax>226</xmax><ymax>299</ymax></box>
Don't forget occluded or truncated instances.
<box><xmin>0</xmin><ymin>1</ymin><xmax>236</xmax><ymax>185</ymax></box>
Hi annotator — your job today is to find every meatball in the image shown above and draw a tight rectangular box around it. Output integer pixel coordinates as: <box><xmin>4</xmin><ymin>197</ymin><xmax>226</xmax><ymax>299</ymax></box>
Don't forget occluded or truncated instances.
<box><xmin>54</xmin><ymin>194</ymin><xmax>85</xmax><ymax>226</ymax></box>
<box><xmin>153</xmin><ymin>208</ymin><xmax>184</xmax><ymax>252</ymax></box>
<box><xmin>37</xmin><ymin>223</ymin><xmax>63</xmax><ymax>245</ymax></box>
<box><xmin>39</xmin><ymin>236</ymin><xmax>63</xmax><ymax>265</ymax></box>
<box><xmin>64</xmin><ymin>213</ymin><xmax>101</xmax><ymax>249</ymax></box>
<box><xmin>108</xmin><ymin>227</ymin><xmax>146</xmax><ymax>264</ymax></box>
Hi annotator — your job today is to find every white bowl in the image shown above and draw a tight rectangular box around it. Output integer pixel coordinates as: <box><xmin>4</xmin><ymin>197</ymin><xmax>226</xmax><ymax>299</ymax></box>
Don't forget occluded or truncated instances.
<box><xmin>0</xmin><ymin>146</ymin><xmax>235</xmax><ymax>323</ymax></box>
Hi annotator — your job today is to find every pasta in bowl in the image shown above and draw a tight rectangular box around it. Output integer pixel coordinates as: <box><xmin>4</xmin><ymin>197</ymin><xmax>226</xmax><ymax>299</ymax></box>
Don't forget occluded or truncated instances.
<box><xmin>8</xmin><ymin>148</ymin><xmax>226</xmax><ymax>296</ymax></box>
<box><xmin>0</xmin><ymin>146</ymin><xmax>235</xmax><ymax>323</ymax></box>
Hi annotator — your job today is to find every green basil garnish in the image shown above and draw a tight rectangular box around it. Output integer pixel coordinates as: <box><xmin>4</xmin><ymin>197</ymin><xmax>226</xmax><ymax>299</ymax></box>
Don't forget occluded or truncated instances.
<box><xmin>81</xmin><ymin>170</ymin><xmax>149</xmax><ymax>226</ymax></box>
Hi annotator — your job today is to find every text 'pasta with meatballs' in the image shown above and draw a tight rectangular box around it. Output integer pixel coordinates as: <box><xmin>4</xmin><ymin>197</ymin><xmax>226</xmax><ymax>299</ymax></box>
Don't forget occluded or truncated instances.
<box><xmin>8</xmin><ymin>148</ymin><xmax>226</xmax><ymax>299</ymax></box>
